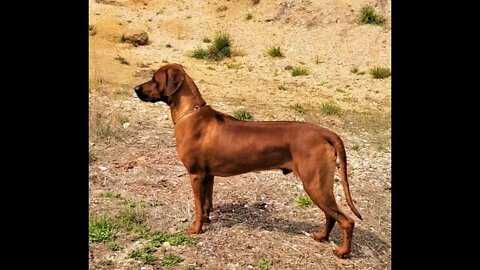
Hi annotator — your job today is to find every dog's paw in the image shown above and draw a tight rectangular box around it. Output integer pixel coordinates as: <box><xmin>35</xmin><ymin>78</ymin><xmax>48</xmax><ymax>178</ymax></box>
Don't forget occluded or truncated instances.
<box><xmin>333</xmin><ymin>248</ymin><xmax>351</xmax><ymax>259</ymax></box>
<box><xmin>186</xmin><ymin>226</ymin><xmax>203</xmax><ymax>235</ymax></box>
<box><xmin>313</xmin><ymin>231</ymin><xmax>329</xmax><ymax>242</ymax></box>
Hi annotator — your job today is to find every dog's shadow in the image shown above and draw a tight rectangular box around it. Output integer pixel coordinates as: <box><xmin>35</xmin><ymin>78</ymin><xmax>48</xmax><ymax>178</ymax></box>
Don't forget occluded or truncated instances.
<box><xmin>209</xmin><ymin>202</ymin><xmax>390</xmax><ymax>258</ymax></box>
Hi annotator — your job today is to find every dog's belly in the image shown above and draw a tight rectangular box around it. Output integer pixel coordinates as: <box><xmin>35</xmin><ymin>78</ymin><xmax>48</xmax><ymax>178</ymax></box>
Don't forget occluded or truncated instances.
<box><xmin>206</xmin><ymin>143</ymin><xmax>293</xmax><ymax>177</ymax></box>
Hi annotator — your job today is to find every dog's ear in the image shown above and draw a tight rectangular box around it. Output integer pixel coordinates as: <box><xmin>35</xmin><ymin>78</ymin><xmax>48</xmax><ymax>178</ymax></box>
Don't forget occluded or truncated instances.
<box><xmin>164</xmin><ymin>67</ymin><xmax>185</xmax><ymax>96</ymax></box>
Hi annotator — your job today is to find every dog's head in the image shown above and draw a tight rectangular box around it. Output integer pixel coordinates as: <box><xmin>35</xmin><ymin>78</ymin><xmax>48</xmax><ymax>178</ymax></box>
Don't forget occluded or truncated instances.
<box><xmin>133</xmin><ymin>63</ymin><xmax>185</xmax><ymax>104</ymax></box>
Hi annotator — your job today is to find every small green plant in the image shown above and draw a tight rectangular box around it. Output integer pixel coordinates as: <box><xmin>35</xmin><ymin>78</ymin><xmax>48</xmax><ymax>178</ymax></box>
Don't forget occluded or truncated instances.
<box><xmin>259</xmin><ymin>259</ymin><xmax>272</xmax><ymax>270</ymax></box>
<box><xmin>108</xmin><ymin>242</ymin><xmax>122</xmax><ymax>251</ymax></box>
<box><xmin>295</xmin><ymin>195</ymin><xmax>313</xmax><ymax>207</ymax></box>
<box><xmin>150</xmin><ymin>232</ymin><xmax>197</xmax><ymax>247</ymax></box>
<box><xmin>162</xmin><ymin>254</ymin><xmax>184</xmax><ymax>267</ymax></box>
<box><xmin>114</xmin><ymin>55</ymin><xmax>130</xmax><ymax>65</ymax></box>
<box><xmin>129</xmin><ymin>245</ymin><xmax>157</xmax><ymax>264</ymax></box>
<box><xmin>321</xmin><ymin>102</ymin><xmax>341</xmax><ymax>115</ymax></box>
<box><xmin>358</xmin><ymin>6</ymin><xmax>385</xmax><ymax>25</ymax></box>
<box><xmin>191</xmin><ymin>48</ymin><xmax>209</xmax><ymax>59</ymax></box>
<box><xmin>185</xmin><ymin>266</ymin><xmax>197</xmax><ymax>270</ymax></box>
<box><xmin>267</xmin><ymin>46</ymin><xmax>284</xmax><ymax>57</ymax></box>
<box><xmin>89</xmin><ymin>216</ymin><xmax>117</xmax><ymax>242</ymax></box>
<box><xmin>351</xmin><ymin>67</ymin><xmax>359</xmax><ymax>74</ymax></box>
<box><xmin>370</xmin><ymin>67</ymin><xmax>391</xmax><ymax>79</ymax></box>
<box><xmin>191</xmin><ymin>34</ymin><xmax>232</xmax><ymax>61</ymax></box>
<box><xmin>291</xmin><ymin>66</ymin><xmax>309</xmax><ymax>76</ymax></box>
<box><xmin>202</xmin><ymin>37</ymin><xmax>211</xmax><ymax>43</ymax></box>
<box><xmin>234</xmin><ymin>108</ymin><xmax>253</xmax><ymax>120</ymax></box>
<box><xmin>290</xmin><ymin>104</ymin><xmax>307</xmax><ymax>114</ymax></box>
<box><xmin>246</xmin><ymin>13</ymin><xmax>253</xmax><ymax>20</ymax></box>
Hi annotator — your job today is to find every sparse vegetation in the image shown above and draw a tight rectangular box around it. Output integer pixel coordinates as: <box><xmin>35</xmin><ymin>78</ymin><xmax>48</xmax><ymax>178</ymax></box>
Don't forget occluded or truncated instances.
<box><xmin>191</xmin><ymin>34</ymin><xmax>232</xmax><ymax>61</ymax></box>
<box><xmin>291</xmin><ymin>66</ymin><xmax>309</xmax><ymax>76</ymax></box>
<box><xmin>351</xmin><ymin>67</ymin><xmax>359</xmax><ymax>74</ymax></box>
<box><xmin>267</xmin><ymin>46</ymin><xmax>284</xmax><ymax>57</ymax></box>
<box><xmin>150</xmin><ymin>231</ymin><xmax>197</xmax><ymax>247</ymax></box>
<box><xmin>321</xmin><ymin>102</ymin><xmax>342</xmax><ymax>115</ymax></box>
<box><xmin>295</xmin><ymin>195</ymin><xmax>313</xmax><ymax>207</ymax></box>
<box><xmin>89</xmin><ymin>216</ymin><xmax>117</xmax><ymax>242</ymax></box>
<box><xmin>259</xmin><ymin>259</ymin><xmax>272</xmax><ymax>270</ymax></box>
<box><xmin>290</xmin><ymin>104</ymin><xmax>307</xmax><ymax>114</ymax></box>
<box><xmin>370</xmin><ymin>67</ymin><xmax>391</xmax><ymax>79</ymax></box>
<box><xmin>246</xmin><ymin>13</ymin><xmax>253</xmax><ymax>20</ymax></box>
<box><xmin>162</xmin><ymin>254</ymin><xmax>184</xmax><ymax>267</ymax></box>
<box><xmin>192</xmin><ymin>48</ymin><xmax>209</xmax><ymax>59</ymax></box>
<box><xmin>358</xmin><ymin>6</ymin><xmax>385</xmax><ymax>25</ymax></box>
<box><xmin>234</xmin><ymin>108</ymin><xmax>253</xmax><ymax>120</ymax></box>
<box><xmin>202</xmin><ymin>37</ymin><xmax>211</xmax><ymax>43</ymax></box>
<box><xmin>129</xmin><ymin>245</ymin><xmax>157</xmax><ymax>264</ymax></box>
<box><xmin>108</xmin><ymin>242</ymin><xmax>122</xmax><ymax>251</ymax></box>
<box><xmin>114</xmin><ymin>55</ymin><xmax>130</xmax><ymax>65</ymax></box>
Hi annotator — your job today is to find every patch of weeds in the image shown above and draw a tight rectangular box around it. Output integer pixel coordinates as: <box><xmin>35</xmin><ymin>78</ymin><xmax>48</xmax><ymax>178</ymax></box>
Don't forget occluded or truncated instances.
<box><xmin>202</xmin><ymin>37</ymin><xmax>211</xmax><ymax>43</ymax></box>
<box><xmin>108</xmin><ymin>242</ymin><xmax>122</xmax><ymax>251</ymax></box>
<box><xmin>370</xmin><ymin>67</ymin><xmax>391</xmax><ymax>79</ymax></box>
<box><xmin>114</xmin><ymin>55</ymin><xmax>130</xmax><ymax>65</ymax></box>
<box><xmin>117</xmin><ymin>208</ymin><xmax>148</xmax><ymax>233</ymax></box>
<box><xmin>100</xmin><ymin>191</ymin><xmax>122</xmax><ymax>199</ymax></box>
<box><xmin>358</xmin><ymin>5</ymin><xmax>385</xmax><ymax>25</ymax></box>
<box><xmin>89</xmin><ymin>216</ymin><xmax>117</xmax><ymax>242</ymax></box>
<box><xmin>295</xmin><ymin>195</ymin><xmax>313</xmax><ymax>207</ymax></box>
<box><xmin>191</xmin><ymin>33</ymin><xmax>232</xmax><ymax>61</ymax></box>
<box><xmin>185</xmin><ymin>266</ymin><xmax>197</xmax><ymax>270</ymax></box>
<box><xmin>291</xmin><ymin>66</ymin><xmax>309</xmax><ymax>76</ymax></box>
<box><xmin>162</xmin><ymin>254</ymin><xmax>184</xmax><ymax>267</ymax></box>
<box><xmin>259</xmin><ymin>259</ymin><xmax>272</xmax><ymax>270</ymax></box>
<box><xmin>321</xmin><ymin>102</ymin><xmax>341</xmax><ymax>115</ymax></box>
<box><xmin>150</xmin><ymin>232</ymin><xmax>197</xmax><ymax>247</ymax></box>
<box><xmin>233</xmin><ymin>108</ymin><xmax>254</xmax><ymax>120</ymax></box>
<box><xmin>246</xmin><ymin>13</ymin><xmax>253</xmax><ymax>20</ymax></box>
<box><xmin>290</xmin><ymin>104</ymin><xmax>307</xmax><ymax>114</ymax></box>
<box><xmin>191</xmin><ymin>48</ymin><xmax>209</xmax><ymax>59</ymax></box>
<box><xmin>129</xmin><ymin>245</ymin><xmax>157</xmax><ymax>265</ymax></box>
<box><xmin>267</xmin><ymin>46</ymin><xmax>284</xmax><ymax>57</ymax></box>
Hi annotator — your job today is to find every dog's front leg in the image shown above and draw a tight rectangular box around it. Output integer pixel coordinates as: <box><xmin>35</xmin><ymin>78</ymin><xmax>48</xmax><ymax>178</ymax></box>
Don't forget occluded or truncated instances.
<box><xmin>187</xmin><ymin>173</ymin><xmax>206</xmax><ymax>234</ymax></box>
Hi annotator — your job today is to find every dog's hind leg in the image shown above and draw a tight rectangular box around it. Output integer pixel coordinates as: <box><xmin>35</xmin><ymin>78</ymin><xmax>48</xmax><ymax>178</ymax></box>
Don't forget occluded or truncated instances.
<box><xmin>297</xmin><ymin>149</ymin><xmax>355</xmax><ymax>258</ymax></box>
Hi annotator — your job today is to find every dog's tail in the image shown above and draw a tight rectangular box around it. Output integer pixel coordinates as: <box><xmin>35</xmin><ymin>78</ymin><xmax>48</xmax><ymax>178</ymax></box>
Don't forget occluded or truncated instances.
<box><xmin>324</xmin><ymin>130</ymin><xmax>363</xmax><ymax>220</ymax></box>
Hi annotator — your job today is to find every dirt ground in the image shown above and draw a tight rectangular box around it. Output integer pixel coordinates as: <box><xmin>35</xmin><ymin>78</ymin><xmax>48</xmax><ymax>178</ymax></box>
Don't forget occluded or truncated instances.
<box><xmin>89</xmin><ymin>0</ymin><xmax>391</xmax><ymax>269</ymax></box>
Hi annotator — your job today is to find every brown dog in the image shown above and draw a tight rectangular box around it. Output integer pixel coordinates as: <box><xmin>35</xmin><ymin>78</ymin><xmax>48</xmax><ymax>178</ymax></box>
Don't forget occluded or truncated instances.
<box><xmin>133</xmin><ymin>64</ymin><xmax>362</xmax><ymax>258</ymax></box>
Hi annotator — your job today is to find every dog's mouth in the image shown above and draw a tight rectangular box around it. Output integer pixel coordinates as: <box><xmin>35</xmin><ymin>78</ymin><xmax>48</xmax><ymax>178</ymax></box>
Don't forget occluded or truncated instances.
<box><xmin>134</xmin><ymin>89</ymin><xmax>151</xmax><ymax>102</ymax></box>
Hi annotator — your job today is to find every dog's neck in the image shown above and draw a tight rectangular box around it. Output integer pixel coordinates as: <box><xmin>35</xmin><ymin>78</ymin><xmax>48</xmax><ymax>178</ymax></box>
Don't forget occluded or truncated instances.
<box><xmin>169</xmin><ymin>74</ymin><xmax>206</xmax><ymax>124</ymax></box>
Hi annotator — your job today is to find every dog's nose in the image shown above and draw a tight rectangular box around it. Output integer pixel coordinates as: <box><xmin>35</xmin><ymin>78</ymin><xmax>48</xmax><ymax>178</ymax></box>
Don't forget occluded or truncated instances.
<box><xmin>134</xmin><ymin>86</ymin><xmax>142</xmax><ymax>92</ymax></box>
